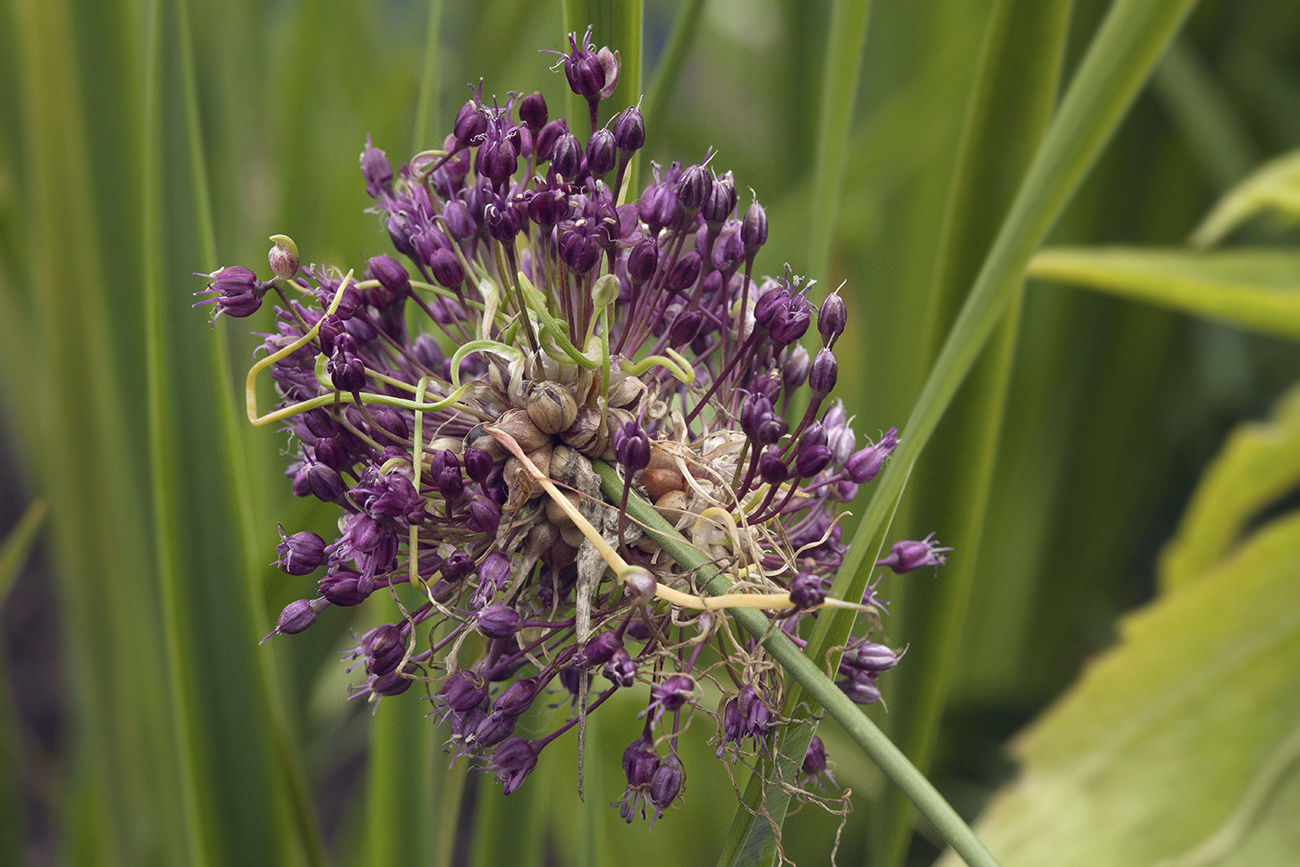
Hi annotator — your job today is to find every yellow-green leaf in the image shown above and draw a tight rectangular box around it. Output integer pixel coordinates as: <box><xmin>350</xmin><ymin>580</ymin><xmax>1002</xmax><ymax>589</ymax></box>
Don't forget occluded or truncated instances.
<box><xmin>937</xmin><ymin>398</ymin><xmax>1300</xmax><ymax>866</ymax></box>
<box><xmin>1028</xmin><ymin>247</ymin><xmax>1300</xmax><ymax>339</ymax></box>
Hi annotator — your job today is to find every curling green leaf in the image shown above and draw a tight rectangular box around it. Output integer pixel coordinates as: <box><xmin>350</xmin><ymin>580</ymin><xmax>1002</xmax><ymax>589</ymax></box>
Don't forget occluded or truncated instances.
<box><xmin>1159</xmin><ymin>383</ymin><xmax>1300</xmax><ymax>593</ymax></box>
<box><xmin>1191</xmin><ymin>149</ymin><xmax>1300</xmax><ymax>247</ymax></box>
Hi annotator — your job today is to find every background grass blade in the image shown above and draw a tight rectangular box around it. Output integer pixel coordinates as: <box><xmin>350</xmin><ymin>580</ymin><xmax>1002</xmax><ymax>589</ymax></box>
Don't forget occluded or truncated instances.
<box><xmin>719</xmin><ymin>2</ymin><xmax>875</xmax><ymax>860</ymax></box>
<box><xmin>810</xmin><ymin>0</ymin><xmax>1200</xmax><ymax>683</ymax></box>
<box><xmin>803</xmin><ymin>0</ymin><xmax>872</xmax><ymax>284</ymax></box>
<box><xmin>874</xmin><ymin>1</ymin><xmax>1073</xmax><ymax>864</ymax></box>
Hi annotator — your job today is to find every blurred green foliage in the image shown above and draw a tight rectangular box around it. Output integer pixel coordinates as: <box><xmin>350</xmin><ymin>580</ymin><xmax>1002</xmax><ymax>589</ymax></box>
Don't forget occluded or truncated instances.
<box><xmin>2</xmin><ymin>0</ymin><xmax>1299</xmax><ymax>865</ymax></box>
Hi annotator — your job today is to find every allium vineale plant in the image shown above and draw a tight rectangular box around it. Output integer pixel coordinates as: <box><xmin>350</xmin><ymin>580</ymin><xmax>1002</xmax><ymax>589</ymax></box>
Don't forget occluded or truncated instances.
<box><xmin>197</xmin><ymin>28</ymin><xmax>947</xmax><ymax>824</ymax></box>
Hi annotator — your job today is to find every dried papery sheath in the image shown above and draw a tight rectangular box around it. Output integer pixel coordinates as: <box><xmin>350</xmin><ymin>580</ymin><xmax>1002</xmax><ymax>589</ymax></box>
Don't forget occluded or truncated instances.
<box><xmin>200</xmin><ymin>29</ymin><xmax>948</xmax><ymax>821</ymax></box>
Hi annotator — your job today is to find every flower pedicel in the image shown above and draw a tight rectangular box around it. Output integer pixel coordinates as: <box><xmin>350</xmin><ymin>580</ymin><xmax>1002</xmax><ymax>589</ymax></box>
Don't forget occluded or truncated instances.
<box><xmin>197</xmin><ymin>28</ymin><xmax>946</xmax><ymax>824</ymax></box>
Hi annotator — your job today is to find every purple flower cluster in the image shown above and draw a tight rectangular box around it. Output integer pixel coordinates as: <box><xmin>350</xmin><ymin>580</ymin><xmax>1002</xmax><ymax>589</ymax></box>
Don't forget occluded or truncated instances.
<box><xmin>200</xmin><ymin>29</ymin><xmax>948</xmax><ymax>821</ymax></box>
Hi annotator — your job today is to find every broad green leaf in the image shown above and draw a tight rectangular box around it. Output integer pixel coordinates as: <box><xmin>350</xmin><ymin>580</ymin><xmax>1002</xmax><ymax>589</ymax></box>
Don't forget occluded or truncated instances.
<box><xmin>937</xmin><ymin>503</ymin><xmax>1300</xmax><ymax>866</ymax></box>
<box><xmin>1159</xmin><ymin>383</ymin><xmax>1300</xmax><ymax>593</ymax></box>
<box><xmin>1191</xmin><ymin>149</ymin><xmax>1300</xmax><ymax>247</ymax></box>
<box><xmin>1028</xmin><ymin>247</ymin><xmax>1300</xmax><ymax>339</ymax></box>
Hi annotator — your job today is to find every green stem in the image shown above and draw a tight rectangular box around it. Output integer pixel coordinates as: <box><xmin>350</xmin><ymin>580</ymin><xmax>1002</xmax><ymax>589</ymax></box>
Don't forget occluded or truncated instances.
<box><xmin>592</xmin><ymin>462</ymin><xmax>1000</xmax><ymax>867</ymax></box>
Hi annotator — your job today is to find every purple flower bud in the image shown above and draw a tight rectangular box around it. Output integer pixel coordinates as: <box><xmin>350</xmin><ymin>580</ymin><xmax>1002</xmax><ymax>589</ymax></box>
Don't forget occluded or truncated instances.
<box><xmin>795</xmin><ymin>443</ymin><xmax>832</xmax><ymax>478</ymax></box>
<box><xmin>303</xmin><ymin>409</ymin><xmax>337</xmax><ymax>439</ymax></box>
<box><xmin>802</xmin><ymin>420</ymin><xmax>828</xmax><ymax>449</ymax></box>
<box><xmin>604</xmin><ymin>648</ymin><xmax>637</xmax><ymax>688</ymax></box>
<box><xmin>849</xmin><ymin>639</ymin><xmax>900</xmax><ymax>673</ymax></box>
<box><xmin>438</xmin><ymin>464</ymin><xmax>465</xmax><ymax>501</ymax></box>
<box><xmin>668</xmin><ymin>309</ymin><xmax>703</xmax><ymax>344</ymax></box>
<box><xmin>427</xmin><ymin>247</ymin><xmax>464</xmax><ymax>289</ymax></box>
<box><xmin>366</xmin><ymin>623</ymin><xmax>405</xmax><ymax>676</ymax></box>
<box><xmin>624</xmin><ymin>566</ymin><xmax>657</xmax><ymax>602</ymax></box>
<box><xmin>316</xmin><ymin>315</ymin><xmax>345</xmax><ymax>356</ymax></box>
<box><xmin>371</xmin><ymin>668</ymin><xmax>414</xmax><ymax>696</ymax></box>
<box><xmin>360</xmin><ymin>135</ymin><xmax>393</xmax><ymax>198</ymax></box>
<box><xmin>441</xmin><ymin>670</ymin><xmax>487</xmax><ymax>713</ymax></box>
<box><xmin>876</xmin><ymin>533</ymin><xmax>951</xmax><ymax>575</ymax></box>
<box><xmin>328</xmin><ymin>335</ymin><xmax>367</xmax><ymax>393</ymax></box>
<box><xmin>581</xmin><ymin>631</ymin><xmax>622</xmax><ymax>667</ymax></box>
<box><xmin>463</xmin><ymin>448</ymin><xmax>495</xmax><ymax>483</ymax></box>
<box><xmin>441</xmin><ymin>200</ymin><xmax>475</xmax><ymax>239</ymax></box>
<box><xmin>275</xmin><ymin>526</ymin><xmax>325</xmax><ymax>575</ymax></box>
<box><xmin>846</xmin><ymin>427</ymin><xmax>898</xmax><ymax>483</ymax></box>
<box><xmin>648</xmin><ymin>754</ymin><xmax>684</xmax><ymax>818</ymax></box>
<box><xmin>840</xmin><ymin>672</ymin><xmax>883</xmax><ymax>705</ymax></box>
<box><xmin>535</xmin><ymin>118</ymin><xmax>567</xmax><ymax>162</ymax></box>
<box><xmin>371</xmin><ymin>408</ymin><xmax>408</xmax><ymax>442</ymax></box>
<box><xmin>782</xmin><ymin>345</ymin><xmax>810</xmax><ymax>389</ymax></box>
<box><xmin>474</xmin><ymin>710</ymin><xmax>517</xmax><ymax>748</ymax></box>
<box><xmin>818</xmin><ymin>293</ymin><xmax>847</xmax><ymax>347</ymax></box>
<box><xmin>586</xmin><ymin>129</ymin><xmax>616</xmax><ymax>176</ymax></box>
<box><xmin>648</xmin><ymin>674</ymin><xmax>695</xmax><ymax>719</ymax></box>
<box><xmin>552</xmin><ymin>132</ymin><xmax>583</xmax><ymax>178</ymax></box>
<box><xmin>623</xmin><ymin>737</ymin><xmax>660</xmax><ymax>788</ymax></box>
<box><xmin>369</xmin><ymin>254</ymin><xmax>410</xmax><ymax>298</ymax></box>
<box><xmin>527</xmin><ymin>187</ymin><xmax>568</xmax><ymax>226</ymax></box>
<box><xmin>611</xmin><ymin>420</ymin><xmax>651</xmax><ymax>471</ymax></box>
<box><xmin>518</xmin><ymin>92</ymin><xmax>547</xmax><ymax>131</ymax></box>
<box><xmin>297</xmin><ymin>458</ymin><xmax>346</xmax><ymax>502</ymax></box>
<box><xmin>495</xmin><ymin>677</ymin><xmax>539</xmax><ymax>717</ymax></box>
<box><xmin>193</xmin><ymin>266</ymin><xmax>268</xmax><ymax>320</ymax></box>
<box><xmin>758</xmin><ymin>447</ymin><xmax>789</xmax><ymax>484</ymax></box>
<box><xmin>702</xmin><ymin>171</ymin><xmax>737</xmax><ymax>223</ymax></box>
<box><xmin>789</xmin><ymin>571</ymin><xmax>826</xmax><ymax>609</ymax></box>
<box><xmin>477</xmin><ymin>605</ymin><xmax>521</xmax><ymax>639</ymax></box>
<box><xmin>666</xmin><ymin>250</ymin><xmax>701</xmax><ymax>293</ymax></box>
<box><xmin>742</xmin><ymin>199</ymin><xmax>768</xmax><ymax>250</ymax></box>
<box><xmin>559</xmin><ymin>228</ymin><xmax>599</xmax><ymax>274</ymax></box>
<box><xmin>769</xmin><ymin>298</ymin><xmax>811</xmax><ymax>347</ymax></box>
<box><xmin>595</xmin><ymin>46</ymin><xmax>621</xmax><ymax>99</ymax></box>
<box><xmin>711</xmin><ymin>225</ymin><xmax>745</xmax><ymax>272</ymax></box>
<box><xmin>676</xmin><ymin>164</ymin><xmax>710</xmax><ymax>211</ymax></box>
<box><xmin>478</xmin><ymin>551</ymin><xmax>511</xmax><ymax>593</ymax></box>
<box><xmin>753</xmin><ymin>287</ymin><xmax>789</xmax><ymax>329</ymax></box>
<box><xmin>453</xmin><ymin>99</ymin><xmax>487</xmax><ymax>146</ymax></box>
<box><xmin>477</xmin><ymin>137</ymin><xmax>519</xmax><ymax>186</ymax></box>
<box><xmin>613</xmin><ymin>106</ymin><xmax>645</xmax><ymax>152</ymax></box>
<box><xmin>627</xmin><ymin>238</ymin><xmax>659</xmax><ymax>284</ymax></box>
<box><xmin>803</xmin><ymin>736</ymin><xmax>829</xmax><ymax>776</ymax></box>
<box><xmin>809</xmin><ymin>348</ymin><xmax>838</xmax><ymax>394</ymax></box>
<box><xmin>491</xmin><ymin>737</ymin><xmax>539</xmax><ymax>794</ymax></box>
<box><xmin>442</xmin><ymin>550</ymin><xmax>476</xmax><ymax>583</ymax></box>
<box><xmin>274</xmin><ymin>598</ymin><xmax>322</xmax><ymax>636</ymax></box>
<box><xmin>741</xmin><ymin>394</ymin><xmax>787</xmax><ymax>446</ymax></box>
<box><xmin>318</xmin><ymin>571</ymin><xmax>367</xmax><ymax>606</ymax></box>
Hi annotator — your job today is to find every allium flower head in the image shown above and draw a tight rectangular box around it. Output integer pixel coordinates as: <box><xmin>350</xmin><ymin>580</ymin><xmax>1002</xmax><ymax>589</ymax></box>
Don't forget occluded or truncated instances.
<box><xmin>201</xmin><ymin>30</ymin><xmax>948</xmax><ymax>823</ymax></box>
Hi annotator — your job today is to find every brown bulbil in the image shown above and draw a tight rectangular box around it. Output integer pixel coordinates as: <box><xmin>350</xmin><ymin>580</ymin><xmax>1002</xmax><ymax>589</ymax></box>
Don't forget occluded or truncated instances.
<box><xmin>525</xmin><ymin>381</ymin><xmax>579</xmax><ymax>434</ymax></box>
<box><xmin>464</xmin><ymin>423</ymin><xmax>506</xmax><ymax>459</ymax></box>
<box><xmin>653</xmin><ymin>489</ymin><xmax>689</xmax><ymax>523</ymax></box>
<box><xmin>545</xmin><ymin>490</ymin><xmax>580</xmax><ymax>526</ymax></box>
<box><xmin>560</xmin><ymin>407</ymin><xmax>608</xmax><ymax>457</ymax></box>
<box><xmin>492</xmin><ymin>408</ymin><xmax>551</xmax><ymax>453</ymax></box>
<box><xmin>641</xmin><ymin>467</ymin><xmax>686</xmax><ymax>502</ymax></box>
<box><xmin>559</xmin><ymin>524</ymin><xmax>587</xmax><ymax>548</ymax></box>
